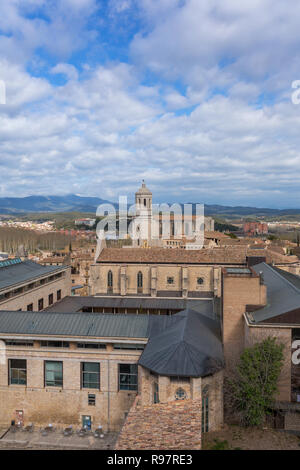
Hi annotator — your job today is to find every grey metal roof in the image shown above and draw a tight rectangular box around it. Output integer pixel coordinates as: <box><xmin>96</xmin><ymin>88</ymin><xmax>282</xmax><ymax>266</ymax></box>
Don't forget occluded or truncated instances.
<box><xmin>0</xmin><ymin>260</ymin><xmax>68</xmax><ymax>292</ymax></box>
<box><xmin>139</xmin><ymin>308</ymin><xmax>224</xmax><ymax>378</ymax></box>
<box><xmin>45</xmin><ymin>295</ymin><xmax>214</xmax><ymax>314</ymax></box>
<box><xmin>250</xmin><ymin>263</ymin><xmax>300</xmax><ymax>322</ymax></box>
<box><xmin>0</xmin><ymin>311</ymin><xmax>150</xmax><ymax>338</ymax></box>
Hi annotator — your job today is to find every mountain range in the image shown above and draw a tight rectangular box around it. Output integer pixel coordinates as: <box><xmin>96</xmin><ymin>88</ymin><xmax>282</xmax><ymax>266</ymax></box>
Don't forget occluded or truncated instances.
<box><xmin>0</xmin><ymin>194</ymin><xmax>300</xmax><ymax>218</ymax></box>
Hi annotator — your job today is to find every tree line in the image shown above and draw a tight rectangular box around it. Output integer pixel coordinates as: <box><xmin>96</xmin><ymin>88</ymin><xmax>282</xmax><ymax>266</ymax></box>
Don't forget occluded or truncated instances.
<box><xmin>0</xmin><ymin>227</ymin><xmax>72</xmax><ymax>254</ymax></box>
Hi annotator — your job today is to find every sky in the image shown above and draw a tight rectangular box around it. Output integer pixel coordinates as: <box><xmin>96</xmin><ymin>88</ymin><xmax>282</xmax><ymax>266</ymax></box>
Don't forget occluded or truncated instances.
<box><xmin>1</xmin><ymin>0</ymin><xmax>300</xmax><ymax>207</ymax></box>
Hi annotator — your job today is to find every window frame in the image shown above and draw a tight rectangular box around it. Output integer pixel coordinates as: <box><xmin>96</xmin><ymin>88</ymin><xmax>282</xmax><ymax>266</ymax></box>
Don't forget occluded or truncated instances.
<box><xmin>119</xmin><ymin>363</ymin><xmax>138</xmax><ymax>391</ymax></box>
<box><xmin>44</xmin><ymin>360</ymin><xmax>63</xmax><ymax>388</ymax></box>
<box><xmin>8</xmin><ymin>359</ymin><xmax>27</xmax><ymax>386</ymax></box>
<box><xmin>81</xmin><ymin>362</ymin><xmax>100</xmax><ymax>390</ymax></box>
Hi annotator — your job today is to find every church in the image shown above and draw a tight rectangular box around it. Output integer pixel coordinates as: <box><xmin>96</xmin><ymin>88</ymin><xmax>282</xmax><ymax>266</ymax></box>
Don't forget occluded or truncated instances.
<box><xmin>130</xmin><ymin>181</ymin><xmax>215</xmax><ymax>248</ymax></box>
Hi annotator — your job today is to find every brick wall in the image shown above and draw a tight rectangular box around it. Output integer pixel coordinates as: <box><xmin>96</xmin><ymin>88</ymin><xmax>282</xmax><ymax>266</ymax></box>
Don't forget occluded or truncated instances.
<box><xmin>116</xmin><ymin>397</ymin><xmax>202</xmax><ymax>450</ymax></box>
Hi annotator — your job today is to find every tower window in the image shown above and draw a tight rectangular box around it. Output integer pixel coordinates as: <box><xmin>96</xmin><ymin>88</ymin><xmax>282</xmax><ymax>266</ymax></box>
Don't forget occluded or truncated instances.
<box><xmin>144</xmin><ymin>198</ymin><xmax>146</xmax><ymax>206</ymax></box>
<box><xmin>137</xmin><ymin>271</ymin><xmax>143</xmax><ymax>293</ymax></box>
<box><xmin>108</xmin><ymin>270</ymin><xmax>113</xmax><ymax>289</ymax></box>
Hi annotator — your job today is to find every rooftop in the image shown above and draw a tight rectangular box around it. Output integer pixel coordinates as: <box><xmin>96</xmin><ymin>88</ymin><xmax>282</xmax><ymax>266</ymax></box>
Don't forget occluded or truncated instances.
<box><xmin>0</xmin><ymin>259</ymin><xmax>68</xmax><ymax>292</ymax></box>
<box><xmin>248</xmin><ymin>263</ymin><xmax>300</xmax><ymax>323</ymax></box>
<box><xmin>139</xmin><ymin>308</ymin><xmax>224</xmax><ymax>377</ymax></box>
<box><xmin>96</xmin><ymin>247</ymin><xmax>249</xmax><ymax>264</ymax></box>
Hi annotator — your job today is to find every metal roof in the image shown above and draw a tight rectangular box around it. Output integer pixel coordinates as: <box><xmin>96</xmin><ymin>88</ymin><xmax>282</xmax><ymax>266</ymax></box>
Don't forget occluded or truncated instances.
<box><xmin>139</xmin><ymin>308</ymin><xmax>224</xmax><ymax>378</ymax></box>
<box><xmin>0</xmin><ymin>311</ymin><xmax>150</xmax><ymax>338</ymax></box>
<box><xmin>0</xmin><ymin>260</ymin><xmax>68</xmax><ymax>292</ymax></box>
<box><xmin>250</xmin><ymin>263</ymin><xmax>300</xmax><ymax>322</ymax></box>
<box><xmin>45</xmin><ymin>295</ymin><xmax>214</xmax><ymax>314</ymax></box>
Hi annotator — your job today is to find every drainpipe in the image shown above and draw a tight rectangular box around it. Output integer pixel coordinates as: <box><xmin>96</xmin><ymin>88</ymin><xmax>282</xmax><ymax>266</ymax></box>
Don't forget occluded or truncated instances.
<box><xmin>107</xmin><ymin>359</ymin><xmax>110</xmax><ymax>432</ymax></box>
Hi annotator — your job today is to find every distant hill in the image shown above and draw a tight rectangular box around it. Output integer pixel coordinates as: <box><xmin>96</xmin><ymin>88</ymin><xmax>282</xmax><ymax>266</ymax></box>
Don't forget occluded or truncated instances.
<box><xmin>0</xmin><ymin>194</ymin><xmax>300</xmax><ymax>219</ymax></box>
<box><xmin>0</xmin><ymin>194</ymin><xmax>113</xmax><ymax>214</ymax></box>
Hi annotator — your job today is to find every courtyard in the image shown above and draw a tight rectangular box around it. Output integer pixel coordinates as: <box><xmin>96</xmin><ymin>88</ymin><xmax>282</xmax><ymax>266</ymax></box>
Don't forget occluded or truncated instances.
<box><xmin>0</xmin><ymin>426</ymin><xmax>118</xmax><ymax>450</ymax></box>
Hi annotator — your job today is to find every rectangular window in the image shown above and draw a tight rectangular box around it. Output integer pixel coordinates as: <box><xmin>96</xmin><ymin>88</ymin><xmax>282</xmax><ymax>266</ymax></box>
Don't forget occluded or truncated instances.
<box><xmin>5</xmin><ymin>340</ymin><xmax>33</xmax><ymax>347</ymax></box>
<box><xmin>114</xmin><ymin>343</ymin><xmax>145</xmax><ymax>351</ymax></box>
<box><xmin>9</xmin><ymin>359</ymin><xmax>27</xmax><ymax>385</ymax></box>
<box><xmin>77</xmin><ymin>343</ymin><xmax>106</xmax><ymax>350</ymax></box>
<box><xmin>48</xmin><ymin>293</ymin><xmax>53</xmax><ymax>305</ymax></box>
<box><xmin>81</xmin><ymin>363</ymin><xmax>100</xmax><ymax>390</ymax></box>
<box><xmin>27</xmin><ymin>303</ymin><xmax>33</xmax><ymax>311</ymax></box>
<box><xmin>57</xmin><ymin>290</ymin><xmax>61</xmax><ymax>301</ymax></box>
<box><xmin>119</xmin><ymin>364</ymin><xmax>138</xmax><ymax>391</ymax></box>
<box><xmin>88</xmin><ymin>394</ymin><xmax>96</xmax><ymax>406</ymax></box>
<box><xmin>38</xmin><ymin>298</ymin><xmax>44</xmax><ymax>311</ymax></box>
<box><xmin>41</xmin><ymin>341</ymin><xmax>69</xmax><ymax>348</ymax></box>
<box><xmin>45</xmin><ymin>361</ymin><xmax>63</xmax><ymax>387</ymax></box>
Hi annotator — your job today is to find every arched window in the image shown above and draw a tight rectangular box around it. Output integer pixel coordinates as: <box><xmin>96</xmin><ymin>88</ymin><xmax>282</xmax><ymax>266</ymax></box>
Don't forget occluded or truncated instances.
<box><xmin>137</xmin><ymin>271</ymin><xmax>143</xmax><ymax>293</ymax></box>
<box><xmin>144</xmin><ymin>198</ymin><xmax>146</xmax><ymax>207</ymax></box>
<box><xmin>107</xmin><ymin>270</ymin><xmax>113</xmax><ymax>293</ymax></box>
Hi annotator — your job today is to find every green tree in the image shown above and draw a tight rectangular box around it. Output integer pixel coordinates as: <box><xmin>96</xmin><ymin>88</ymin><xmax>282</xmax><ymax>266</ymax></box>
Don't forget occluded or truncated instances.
<box><xmin>227</xmin><ymin>337</ymin><xmax>284</xmax><ymax>427</ymax></box>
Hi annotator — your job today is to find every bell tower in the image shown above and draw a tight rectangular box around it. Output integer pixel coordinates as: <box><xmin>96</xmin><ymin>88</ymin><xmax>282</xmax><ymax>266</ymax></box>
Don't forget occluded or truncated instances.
<box><xmin>132</xmin><ymin>181</ymin><xmax>152</xmax><ymax>247</ymax></box>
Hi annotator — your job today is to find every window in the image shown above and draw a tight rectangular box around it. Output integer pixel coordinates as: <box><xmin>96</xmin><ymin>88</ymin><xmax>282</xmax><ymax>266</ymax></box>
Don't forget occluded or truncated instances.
<box><xmin>137</xmin><ymin>271</ymin><xmax>143</xmax><ymax>293</ymax></box>
<box><xmin>167</xmin><ymin>277</ymin><xmax>174</xmax><ymax>284</ymax></box>
<box><xmin>27</xmin><ymin>303</ymin><xmax>33</xmax><ymax>311</ymax></box>
<box><xmin>114</xmin><ymin>343</ymin><xmax>145</xmax><ymax>351</ymax></box>
<box><xmin>202</xmin><ymin>385</ymin><xmax>209</xmax><ymax>433</ymax></box>
<box><xmin>153</xmin><ymin>382</ymin><xmax>159</xmax><ymax>404</ymax></box>
<box><xmin>48</xmin><ymin>293</ymin><xmax>53</xmax><ymax>306</ymax></box>
<box><xmin>45</xmin><ymin>361</ymin><xmax>63</xmax><ymax>387</ymax></box>
<box><xmin>88</xmin><ymin>394</ymin><xmax>96</xmax><ymax>406</ymax></box>
<box><xmin>57</xmin><ymin>290</ymin><xmax>62</xmax><ymax>301</ymax></box>
<box><xmin>41</xmin><ymin>341</ymin><xmax>69</xmax><ymax>348</ymax></box>
<box><xmin>77</xmin><ymin>343</ymin><xmax>106</xmax><ymax>350</ymax></box>
<box><xmin>38</xmin><ymin>298</ymin><xmax>44</xmax><ymax>311</ymax></box>
<box><xmin>81</xmin><ymin>363</ymin><xmax>100</xmax><ymax>389</ymax></box>
<box><xmin>9</xmin><ymin>359</ymin><xmax>26</xmax><ymax>385</ymax></box>
<box><xmin>6</xmin><ymin>340</ymin><xmax>33</xmax><ymax>347</ymax></box>
<box><xmin>197</xmin><ymin>277</ymin><xmax>204</xmax><ymax>285</ymax></box>
<box><xmin>107</xmin><ymin>270</ymin><xmax>113</xmax><ymax>293</ymax></box>
<box><xmin>175</xmin><ymin>387</ymin><xmax>187</xmax><ymax>400</ymax></box>
<box><xmin>119</xmin><ymin>364</ymin><xmax>138</xmax><ymax>391</ymax></box>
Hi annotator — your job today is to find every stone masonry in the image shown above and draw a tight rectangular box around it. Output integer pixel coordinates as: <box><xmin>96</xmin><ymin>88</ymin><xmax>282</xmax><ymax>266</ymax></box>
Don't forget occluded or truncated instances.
<box><xmin>116</xmin><ymin>396</ymin><xmax>202</xmax><ymax>450</ymax></box>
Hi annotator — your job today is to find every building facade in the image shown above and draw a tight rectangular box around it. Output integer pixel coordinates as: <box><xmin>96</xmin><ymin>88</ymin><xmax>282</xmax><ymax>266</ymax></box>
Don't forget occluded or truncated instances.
<box><xmin>0</xmin><ymin>258</ymin><xmax>71</xmax><ymax>312</ymax></box>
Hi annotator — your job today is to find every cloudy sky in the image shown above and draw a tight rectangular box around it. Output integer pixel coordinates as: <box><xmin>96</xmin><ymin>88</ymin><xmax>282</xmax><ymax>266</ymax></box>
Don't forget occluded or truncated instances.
<box><xmin>1</xmin><ymin>0</ymin><xmax>300</xmax><ymax>207</ymax></box>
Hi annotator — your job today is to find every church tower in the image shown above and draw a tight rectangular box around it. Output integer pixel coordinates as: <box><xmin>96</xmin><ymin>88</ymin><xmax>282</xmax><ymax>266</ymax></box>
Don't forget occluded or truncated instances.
<box><xmin>132</xmin><ymin>181</ymin><xmax>152</xmax><ymax>247</ymax></box>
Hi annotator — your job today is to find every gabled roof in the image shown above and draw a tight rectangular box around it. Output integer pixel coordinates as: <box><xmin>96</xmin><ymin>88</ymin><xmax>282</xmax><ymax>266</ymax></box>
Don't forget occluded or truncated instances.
<box><xmin>138</xmin><ymin>308</ymin><xmax>224</xmax><ymax>377</ymax></box>
<box><xmin>0</xmin><ymin>260</ymin><xmax>68</xmax><ymax>292</ymax></box>
<box><xmin>250</xmin><ymin>263</ymin><xmax>300</xmax><ymax>323</ymax></box>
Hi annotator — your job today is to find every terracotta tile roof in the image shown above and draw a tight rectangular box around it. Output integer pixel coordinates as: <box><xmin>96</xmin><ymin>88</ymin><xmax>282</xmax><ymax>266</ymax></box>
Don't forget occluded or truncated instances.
<box><xmin>97</xmin><ymin>247</ymin><xmax>249</xmax><ymax>264</ymax></box>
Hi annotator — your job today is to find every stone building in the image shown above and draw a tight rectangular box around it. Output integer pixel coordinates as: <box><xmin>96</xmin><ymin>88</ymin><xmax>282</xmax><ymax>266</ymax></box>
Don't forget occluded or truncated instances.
<box><xmin>0</xmin><ymin>258</ymin><xmax>71</xmax><ymax>312</ymax></box>
<box><xmin>131</xmin><ymin>182</ymin><xmax>215</xmax><ymax>247</ymax></box>
<box><xmin>222</xmin><ymin>263</ymin><xmax>300</xmax><ymax>430</ymax></box>
<box><xmin>0</xmin><ymin>305</ymin><xmax>224</xmax><ymax>438</ymax></box>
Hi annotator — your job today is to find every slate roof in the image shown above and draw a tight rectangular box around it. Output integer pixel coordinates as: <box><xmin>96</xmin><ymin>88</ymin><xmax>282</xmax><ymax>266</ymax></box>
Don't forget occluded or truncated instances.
<box><xmin>249</xmin><ymin>263</ymin><xmax>300</xmax><ymax>323</ymax></box>
<box><xmin>138</xmin><ymin>308</ymin><xmax>224</xmax><ymax>377</ymax></box>
<box><xmin>0</xmin><ymin>305</ymin><xmax>223</xmax><ymax>377</ymax></box>
<box><xmin>0</xmin><ymin>260</ymin><xmax>68</xmax><ymax>292</ymax></box>
<box><xmin>0</xmin><ymin>311</ymin><xmax>149</xmax><ymax>338</ymax></box>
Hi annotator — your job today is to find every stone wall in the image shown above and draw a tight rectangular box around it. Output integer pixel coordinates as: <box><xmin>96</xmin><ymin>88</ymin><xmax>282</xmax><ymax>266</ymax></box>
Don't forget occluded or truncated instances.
<box><xmin>244</xmin><ymin>324</ymin><xmax>291</xmax><ymax>402</ymax></box>
<box><xmin>222</xmin><ymin>272</ymin><xmax>266</xmax><ymax>368</ymax></box>
<box><xmin>90</xmin><ymin>263</ymin><xmax>217</xmax><ymax>297</ymax></box>
<box><xmin>115</xmin><ymin>397</ymin><xmax>202</xmax><ymax>450</ymax></box>
<box><xmin>0</xmin><ymin>343</ymin><xmax>141</xmax><ymax>431</ymax></box>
